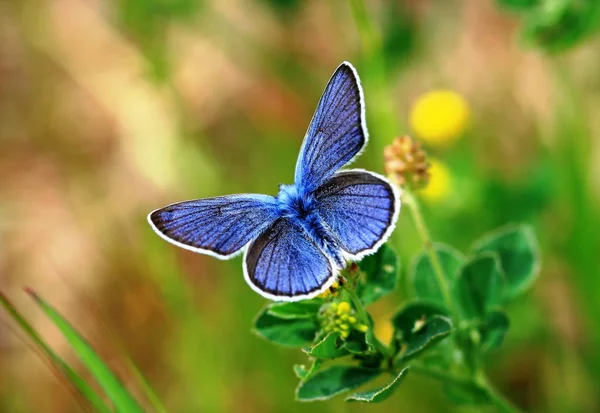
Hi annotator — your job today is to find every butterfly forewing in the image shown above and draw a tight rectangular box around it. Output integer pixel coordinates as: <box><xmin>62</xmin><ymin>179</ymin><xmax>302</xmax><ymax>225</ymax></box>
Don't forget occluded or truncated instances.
<box><xmin>294</xmin><ymin>62</ymin><xmax>367</xmax><ymax>194</ymax></box>
<box><xmin>244</xmin><ymin>218</ymin><xmax>336</xmax><ymax>301</ymax></box>
<box><xmin>313</xmin><ymin>170</ymin><xmax>400</xmax><ymax>259</ymax></box>
<box><xmin>148</xmin><ymin>194</ymin><xmax>280</xmax><ymax>259</ymax></box>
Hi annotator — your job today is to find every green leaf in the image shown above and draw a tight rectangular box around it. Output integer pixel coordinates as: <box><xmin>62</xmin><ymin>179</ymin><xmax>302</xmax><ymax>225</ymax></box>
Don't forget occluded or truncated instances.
<box><xmin>471</xmin><ymin>224</ymin><xmax>540</xmax><ymax>300</ymax></box>
<box><xmin>345</xmin><ymin>367</ymin><xmax>410</xmax><ymax>403</ymax></box>
<box><xmin>391</xmin><ymin>301</ymin><xmax>452</xmax><ymax>362</ymax></box>
<box><xmin>410</xmin><ymin>243</ymin><xmax>465</xmax><ymax>305</ymax></box>
<box><xmin>302</xmin><ymin>333</ymin><xmax>348</xmax><ymax>359</ymax></box>
<box><xmin>356</xmin><ymin>244</ymin><xmax>400</xmax><ymax>305</ymax></box>
<box><xmin>293</xmin><ymin>358</ymin><xmax>323</xmax><ymax>380</ymax></box>
<box><xmin>481</xmin><ymin>310</ymin><xmax>510</xmax><ymax>351</ymax></box>
<box><xmin>520</xmin><ymin>0</ymin><xmax>600</xmax><ymax>52</ymax></box>
<box><xmin>391</xmin><ymin>301</ymin><xmax>448</xmax><ymax>330</ymax></box>
<box><xmin>455</xmin><ymin>253</ymin><xmax>505</xmax><ymax>319</ymax></box>
<box><xmin>253</xmin><ymin>306</ymin><xmax>318</xmax><ymax>347</ymax></box>
<box><xmin>26</xmin><ymin>290</ymin><xmax>145</xmax><ymax>413</ymax></box>
<box><xmin>267</xmin><ymin>300</ymin><xmax>322</xmax><ymax>319</ymax></box>
<box><xmin>401</xmin><ymin>316</ymin><xmax>452</xmax><ymax>361</ymax></box>
<box><xmin>342</xmin><ymin>330</ymin><xmax>372</xmax><ymax>354</ymax></box>
<box><xmin>296</xmin><ymin>366</ymin><xmax>381</xmax><ymax>402</ymax></box>
<box><xmin>0</xmin><ymin>293</ymin><xmax>113</xmax><ymax>413</ymax></box>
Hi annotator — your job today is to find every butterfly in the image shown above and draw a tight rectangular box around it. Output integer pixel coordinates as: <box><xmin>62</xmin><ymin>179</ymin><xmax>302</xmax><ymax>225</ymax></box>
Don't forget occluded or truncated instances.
<box><xmin>148</xmin><ymin>62</ymin><xmax>400</xmax><ymax>301</ymax></box>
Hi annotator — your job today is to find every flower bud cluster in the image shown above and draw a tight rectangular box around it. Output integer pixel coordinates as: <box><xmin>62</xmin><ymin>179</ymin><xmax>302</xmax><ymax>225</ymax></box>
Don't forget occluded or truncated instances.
<box><xmin>384</xmin><ymin>135</ymin><xmax>430</xmax><ymax>189</ymax></box>
<box><xmin>318</xmin><ymin>301</ymin><xmax>368</xmax><ymax>339</ymax></box>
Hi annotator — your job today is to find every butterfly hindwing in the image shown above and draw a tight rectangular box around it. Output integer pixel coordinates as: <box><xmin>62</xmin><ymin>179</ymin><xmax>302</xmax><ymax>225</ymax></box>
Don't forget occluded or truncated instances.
<box><xmin>313</xmin><ymin>170</ymin><xmax>400</xmax><ymax>259</ymax></box>
<box><xmin>148</xmin><ymin>194</ymin><xmax>280</xmax><ymax>259</ymax></box>
<box><xmin>294</xmin><ymin>62</ymin><xmax>367</xmax><ymax>193</ymax></box>
<box><xmin>244</xmin><ymin>218</ymin><xmax>336</xmax><ymax>301</ymax></box>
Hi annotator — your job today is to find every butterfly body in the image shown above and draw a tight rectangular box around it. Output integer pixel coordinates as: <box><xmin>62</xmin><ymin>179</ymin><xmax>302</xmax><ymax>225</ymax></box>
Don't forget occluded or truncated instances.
<box><xmin>149</xmin><ymin>62</ymin><xmax>400</xmax><ymax>301</ymax></box>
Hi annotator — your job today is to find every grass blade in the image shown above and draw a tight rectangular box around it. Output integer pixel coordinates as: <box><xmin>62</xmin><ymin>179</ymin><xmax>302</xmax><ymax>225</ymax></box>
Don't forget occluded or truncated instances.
<box><xmin>25</xmin><ymin>288</ymin><xmax>146</xmax><ymax>413</ymax></box>
<box><xmin>0</xmin><ymin>292</ymin><xmax>112</xmax><ymax>413</ymax></box>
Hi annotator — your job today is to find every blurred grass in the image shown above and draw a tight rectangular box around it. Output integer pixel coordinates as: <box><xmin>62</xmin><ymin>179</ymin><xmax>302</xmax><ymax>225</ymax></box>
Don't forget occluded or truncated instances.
<box><xmin>1</xmin><ymin>0</ymin><xmax>600</xmax><ymax>412</ymax></box>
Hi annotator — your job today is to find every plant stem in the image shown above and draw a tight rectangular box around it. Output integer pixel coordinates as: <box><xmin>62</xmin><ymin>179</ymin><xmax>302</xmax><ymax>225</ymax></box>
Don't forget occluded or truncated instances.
<box><xmin>344</xmin><ymin>286</ymin><xmax>392</xmax><ymax>359</ymax></box>
<box><xmin>412</xmin><ymin>364</ymin><xmax>524</xmax><ymax>413</ymax></box>
<box><xmin>401</xmin><ymin>189</ymin><xmax>457</xmax><ymax>317</ymax></box>
<box><xmin>349</xmin><ymin>0</ymin><xmax>399</xmax><ymax>168</ymax></box>
<box><xmin>475</xmin><ymin>372</ymin><xmax>524</xmax><ymax>413</ymax></box>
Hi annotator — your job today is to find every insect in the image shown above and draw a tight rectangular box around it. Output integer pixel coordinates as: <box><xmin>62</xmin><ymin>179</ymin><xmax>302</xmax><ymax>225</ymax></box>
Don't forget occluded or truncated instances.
<box><xmin>148</xmin><ymin>62</ymin><xmax>400</xmax><ymax>301</ymax></box>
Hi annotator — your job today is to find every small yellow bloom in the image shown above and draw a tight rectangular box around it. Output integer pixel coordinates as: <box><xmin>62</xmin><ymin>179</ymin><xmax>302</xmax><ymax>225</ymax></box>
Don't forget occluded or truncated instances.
<box><xmin>339</xmin><ymin>323</ymin><xmax>349</xmax><ymax>330</ymax></box>
<box><xmin>337</xmin><ymin>302</ymin><xmax>351</xmax><ymax>315</ymax></box>
<box><xmin>418</xmin><ymin>158</ymin><xmax>452</xmax><ymax>203</ymax></box>
<box><xmin>410</xmin><ymin>90</ymin><xmax>470</xmax><ymax>148</ymax></box>
<box><xmin>340</xmin><ymin>330</ymin><xmax>349</xmax><ymax>339</ymax></box>
<box><xmin>318</xmin><ymin>290</ymin><xmax>330</xmax><ymax>299</ymax></box>
<box><xmin>331</xmin><ymin>281</ymin><xmax>340</xmax><ymax>289</ymax></box>
<box><xmin>348</xmin><ymin>316</ymin><xmax>357</xmax><ymax>324</ymax></box>
<box><xmin>357</xmin><ymin>324</ymin><xmax>369</xmax><ymax>333</ymax></box>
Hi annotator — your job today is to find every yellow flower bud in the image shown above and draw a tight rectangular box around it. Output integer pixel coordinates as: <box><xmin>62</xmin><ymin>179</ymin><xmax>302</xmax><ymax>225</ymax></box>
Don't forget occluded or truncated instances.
<box><xmin>348</xmin><ymin>316</ymin><xmax>357</xmax><ymax>324</ymax></box>
<box><xmin>357</xmin><ymin>324</ymin><xmax>369</xmax><ymax>333</ymax></box>
<box><xmin>339</xmin><ymin>323</ymin><xmax>349</xmax><ymax>330</ymax></box>
<box><xmin>340</xmin><ymin>314</ymin><xmax>348</xmax><ymax>321</ymax></box>
<box><xmin>340</xmin><ymin>330</ymin><xmax>349</xmax><ymax>339</ymax></box>
<box><xmin>337</xmin><ymin>302</ymin><xmax>351</xmax><ymax>315</ymax></box>
<box><xmin>410</xmin><ymin>90</ymin><xmax>470</xmax><ymax>148</ymax></box>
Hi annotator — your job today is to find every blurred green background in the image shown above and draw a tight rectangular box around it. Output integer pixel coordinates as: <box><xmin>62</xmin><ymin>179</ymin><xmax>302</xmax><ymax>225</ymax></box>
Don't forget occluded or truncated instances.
<box><xmin>1</xmin><ymin>0</ymin><xmax>599</xmax><ymax>412</ymax></box>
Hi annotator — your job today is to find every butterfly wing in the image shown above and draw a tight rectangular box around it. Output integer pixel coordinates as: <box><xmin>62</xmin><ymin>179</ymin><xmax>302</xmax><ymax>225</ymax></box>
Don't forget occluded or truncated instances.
<box><xmin>294</xmin><ymin>62</ymin><xmax>367</xmax><ymax>194</ymax></box>
<box><xmin>148</xmin><ymin>194</ymin><xmax>280</xmax><ymax>259</ymax></box>
<box><xmin>312</xmin><ymin>170</ymin><xmax>400</xmax><ymax>259</ymax></box>
<box><xmin>244</xmin><ymin>218</ymin><xmax>337</xmax><ymax>301</ymax></box>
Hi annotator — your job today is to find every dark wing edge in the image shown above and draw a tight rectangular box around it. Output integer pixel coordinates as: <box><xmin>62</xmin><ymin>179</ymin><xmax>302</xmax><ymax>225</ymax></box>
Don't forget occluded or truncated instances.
<box><xmin>147</xmin><ymin>195</ymin><xmax>279</xmax><ymax>260</ymax></box>
<box><xmin>294</xmin><ymin>61</ymin><xmax>368</xmax><ymax>192</ymax></box>
<box><xmin>242</xmin><ymin>219</ymin><xmax>339</xmax><ymax>302</ymax></box>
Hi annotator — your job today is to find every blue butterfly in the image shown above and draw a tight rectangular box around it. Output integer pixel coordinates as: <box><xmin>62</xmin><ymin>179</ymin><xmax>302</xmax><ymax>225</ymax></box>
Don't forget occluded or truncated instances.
<box><xmin>148</xmin><ymin>62</ymin><xmax>400</xmax><ymax>301</ymax></box>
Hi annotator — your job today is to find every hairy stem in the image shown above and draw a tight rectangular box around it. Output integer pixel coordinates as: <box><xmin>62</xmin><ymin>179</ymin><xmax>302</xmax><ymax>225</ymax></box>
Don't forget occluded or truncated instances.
<box><xmin>401</xmin><ymin>189</ymin><xmax>457</xmax><ymax>318</ymax></box>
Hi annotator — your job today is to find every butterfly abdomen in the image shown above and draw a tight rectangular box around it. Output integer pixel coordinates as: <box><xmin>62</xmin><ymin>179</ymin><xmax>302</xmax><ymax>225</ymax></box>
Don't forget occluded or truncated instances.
<box><xmin>300</xmin><ymin>213</ymin><xmax>345</xmax><ymax>269</ymax></box>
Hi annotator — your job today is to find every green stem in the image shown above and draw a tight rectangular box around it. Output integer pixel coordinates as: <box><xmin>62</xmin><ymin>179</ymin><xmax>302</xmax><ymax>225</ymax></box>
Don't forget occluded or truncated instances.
<box><xmin>344</xmin><ymin>286</ymin><xmax>391</xmax><ymax>359</ymax></box>
<box><xmin>475</xmin><ymin>372</ymin><xmax>524</xmax><ymax>413</ymax></box>
<box><xmin>402</xmin><ymin>190</ymin><xmax>457</xmax><ymax>317</ymax></box>
<box><xmin>412</xmin><ymin>364</ymin><xmax>524</xmax><ymax>413</ymax></box>
<box><xmin>349</xmin><ymin>0</ymin><xmax>399</xmax><ymax>168</ymax></box>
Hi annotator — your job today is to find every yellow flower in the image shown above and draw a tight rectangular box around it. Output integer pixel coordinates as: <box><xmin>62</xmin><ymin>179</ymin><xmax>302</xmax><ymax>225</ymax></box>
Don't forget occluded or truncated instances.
<box><xmin>418</xmin><ymin>158</ymin><xmax>452</xmax><ymax>203</ymax></box>
<box><xmin>410</xmin><ymin>90</ymin><xmax>470</xmax><ymax>147</ymax></box>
